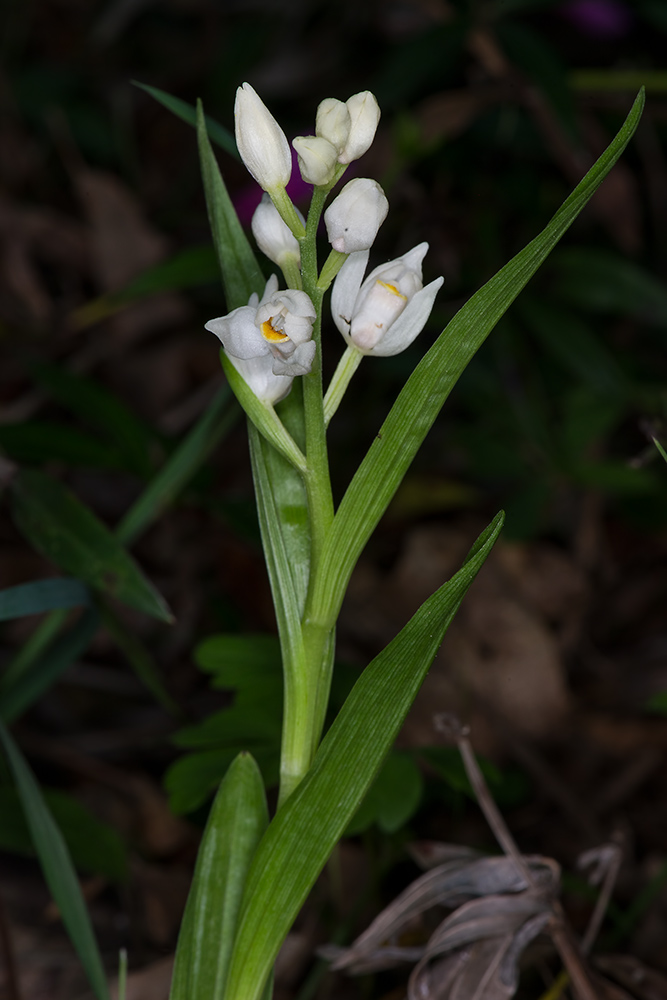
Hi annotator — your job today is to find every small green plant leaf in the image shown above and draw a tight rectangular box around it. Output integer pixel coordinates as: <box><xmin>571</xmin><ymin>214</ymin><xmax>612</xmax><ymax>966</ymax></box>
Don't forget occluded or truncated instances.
<box><xmin>169</xmin><ymin>752</ymin><xmax>268</xmax><ymax>1000</ymax></box>
<box><xmin>0</xmin><ymin>578</ymin><xmax>90</xmax><ymax>621</ymax></box>
<box><xmin>0</xmin><ymin>721</ymin><xmax>110</xmax><ymax>1000</ymax></box>
<box><xmin>310</xmin><ymin>89</ymin><xmax>644</xmax><ymax>625</ymax></box>
<box><xmin>195</xmin><ymin>633</ymin><xmax>282</xmax><ymax>687</ymax></box>
<box><xmin>225</xmin><ymin>512</ymin><xmax>504</xmax><ymax>1000</ymax></box>
<box><xmin>9</xmin><ymin>469</ymin><xmax>173</xmax><ymax>623</ymax></box>
<box><xmin>134</xmin><ymin>81</ymin><xmax>239</xmax><ymax>159</ymax></box>
<box><xmin>196</xmin><ymin>99</ymin><xmax>264</xmax><ymax>311</ymax></box>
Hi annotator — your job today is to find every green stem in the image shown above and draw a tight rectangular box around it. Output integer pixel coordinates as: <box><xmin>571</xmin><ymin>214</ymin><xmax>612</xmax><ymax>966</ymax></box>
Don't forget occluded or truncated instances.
<box><xmin>323</xmin><ymin>345</ymin><xmax>363</xmax><ymax>426</ymax></box>
<box><xmin>317</xmin><ymin>249</ymin><xmax>347</xmax><ymax>292</ymax></box>
<box><xmin>275</xmin><ymin>185</ymin><xmax>340</xmax><ymax>804</ymax></box>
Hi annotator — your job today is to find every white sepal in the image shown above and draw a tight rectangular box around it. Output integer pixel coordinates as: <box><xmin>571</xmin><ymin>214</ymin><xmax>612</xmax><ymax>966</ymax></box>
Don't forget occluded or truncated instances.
<box><xmin>339</xmin><ymin>91</ymin><xmax>381</xmax><ymax>164</ymax></box>
<box><xmin>323</xmin><ymin>178</ymin><xmax>388</xmax><ymax>254</ymax></box>
<box><xmin>292</xmin><ymin>135</ymin><xmax>339</xmax><ymax>186</ymax></box>
<box><xmin>235</xmin><ymin>83</ymin><xmax>291</xmax><ymax>192</ymax></box>
<box><xmin>315</xmin><ymin>98</ymin><xmax>352</xmax><ymax>153</ymax></box>
<box><xmin>251</xmin><ymin>194</ymin><xmax>303</xmax><ymax>269</ymax></box>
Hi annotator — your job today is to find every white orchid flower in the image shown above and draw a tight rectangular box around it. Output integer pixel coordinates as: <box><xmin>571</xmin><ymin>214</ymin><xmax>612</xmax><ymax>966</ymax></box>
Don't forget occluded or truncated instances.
<box><xmin>206</xmin><ymin>277</ymin><xmax>316</xmax><ymax>403</ymax></box>
<box><xmin>324</xmin><ymin>178</ymin><xmax>388</xmax><ymax>254</ymax></box>
<box><xmin>235</xmin><ymin>83</ymin><xmax>292</xmax><ymax>193</ymax></box>
<box><xmin>331</xmin><ymin>243</ymin><xmax>443</xmax><ymax>355</ymax></box>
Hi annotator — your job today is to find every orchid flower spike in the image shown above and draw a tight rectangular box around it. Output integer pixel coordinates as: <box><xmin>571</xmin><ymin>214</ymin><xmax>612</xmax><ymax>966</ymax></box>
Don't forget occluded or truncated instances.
<box><xmin>331</xmin><ymin>243</ymin><xmax>443</xmax><ymax>356</ymax></box>
<box><xmin>324</xmin><ymin>178</ymin><xmax>388</xmax><ymax>254</ymax></box>
<box><xmin>206</xmin><ymin>277</ymin><xmax>316</xmax><ymax>403</ymax></box>
<box><xmin>235</xmin><ymin>83</ymin><xmax>292</xmax><ymax>193</ymax></box>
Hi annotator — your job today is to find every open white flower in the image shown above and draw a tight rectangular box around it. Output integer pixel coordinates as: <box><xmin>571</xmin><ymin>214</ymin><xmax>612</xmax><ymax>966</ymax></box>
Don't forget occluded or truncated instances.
<box><xmin>235</xmin><ymin>83</ymin><xmax>292</xmax><ymax>193</ymax></box>
<box><xmin>331</xmin><ymin>243</ymin><xmax>443</xmax><ymax>355</ymax></box>
<box><xmin>206</xmin><ymin>277</ymin><xmax>316</xmax><ymax>402</ymax></box>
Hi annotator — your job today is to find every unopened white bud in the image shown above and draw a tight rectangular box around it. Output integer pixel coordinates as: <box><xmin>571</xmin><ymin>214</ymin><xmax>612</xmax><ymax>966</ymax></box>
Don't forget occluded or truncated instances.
<box><xmin>292</xmin><ymin>135</ymin><xmax>339</xmax><ymax>186</ymax></box>
<box><xmin>324</xmin><ymin>177</ymin><xmax>388</xmax><ymax>254</ymax></box>
<box><xmin>235</xmin><ymin>83</ymin><xmax>291</xmax><ymax>192</ymax></box>
<box><xmin>315</xmin><ymin>98</ymin><xmax>352</xmax><ymax>154</ymax></box>
<box><xmin>338</xmin><ymin>92</ymin><xmax>381</xmax><ymax>164</ymax></box>
<box><xmin>251</xmin><ymin>194</ymin><xmax>303</xmax><ymax>268</ymax></box>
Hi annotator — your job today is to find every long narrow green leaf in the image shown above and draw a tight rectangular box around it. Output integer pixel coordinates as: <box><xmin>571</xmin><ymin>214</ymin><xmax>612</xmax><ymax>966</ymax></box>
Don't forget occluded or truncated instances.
<box><xmin>10</xmin><ymin>469</ymin><xmax>173</xmax><ymax>623</ymax></box>
<box><xmin>247</xmin><ymin>425</ymin><xmax>306</xmax><ymax>680</ymax></box>
<box><xmin>312</xmin><ymin>89</ymin><xmax>644</xmax><ymax>623</ymax></box>
<box><xmin>170</xmin><ymin>752</ymin><xmax>268</xmax><ymax>1000</ymax></box>
<box><xmin>197</xmin><ymin>100</ymin><xmax>264</xmax><ymax>311</ymax></box>
<box><xmin>0</xmin><ymin>721</ymin><xmax>110</xmax><ymax>1000</ymax></box>
<box><xmin>134</xmin><ymin>81</ymin><xmax>239</xmax><ymax>159</ymax></box>
<box><xmin>0</xmin><ymin>611</ymin><xmax>99</xmax><ymax>722</ymax></box>
<box><xmin>225</xmin><ymin>512</ymin><xmax>504</xmax><ymax>1000</ymax></box>
<box><xmin>0</xmin><ymin>578</ymin><xmax>90</xmax><ymax>621</ymax></box>
<box><xmin>116</xmin><ymin>383</ymin><xmax>237</xmax><ymax>546</ymax></box>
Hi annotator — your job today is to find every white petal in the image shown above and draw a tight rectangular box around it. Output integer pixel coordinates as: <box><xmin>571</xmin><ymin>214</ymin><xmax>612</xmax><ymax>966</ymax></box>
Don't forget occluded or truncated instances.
<box><xmin>229</xmin><ymin>352</ymin><xmax>293</xmax><ymax>403</ymax></box>
<box><xmin>331</xmin><ymin>250</ymin><xmax>369</xmax><ymax>337</ymax></box>
<box><xmin>272</xmin><ymin>340</ymin><xmax>316</xmax><ymax>376</ymax></box>
<box><xmin>339</xmin><ymin>91</ymin><xmax>381</xmax><ymax>164</ymax></box>
<box><xmin>206</xmin><ymin>306</ymin><xmax>268</xmax><ymax>360</ymax></box>
<box><xmin>361</xmin><ymin>242</ymin><xmax>428</xmax><ymax>290</ymax></box>
<box><xmin>234</xmin><ymin>83</ymin><xmax>291</xmax><ymax>192</ymax></box>
<box><xmin>369</xmin><ymin>277</ymin><xmax>444</xmax><ymax>356</ymax></box>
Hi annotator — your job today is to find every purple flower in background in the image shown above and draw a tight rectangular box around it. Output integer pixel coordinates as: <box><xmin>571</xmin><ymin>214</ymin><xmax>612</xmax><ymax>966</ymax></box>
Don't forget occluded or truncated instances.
<box><xmin>559</xmin><ymin>0</ymin><xmax>633</xmax><ymax>39</ymax></box>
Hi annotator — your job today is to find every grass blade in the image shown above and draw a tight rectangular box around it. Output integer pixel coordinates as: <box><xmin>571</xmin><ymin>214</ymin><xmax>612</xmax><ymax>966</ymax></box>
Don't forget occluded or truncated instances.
<box><xmin>0</xmin><ymin>720</ymin><xmax>111</xmax><ymax>1000</ymax></box>
<box><xmin>0</xmin><ymin>579</ymin><xmax>90</xmax><ymax>621</ymax></box>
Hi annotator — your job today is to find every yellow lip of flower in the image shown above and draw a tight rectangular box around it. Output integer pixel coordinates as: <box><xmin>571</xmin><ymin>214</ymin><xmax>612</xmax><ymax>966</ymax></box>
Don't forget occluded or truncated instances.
<box><xmin>377</xmin><ymin>280</ymin><xmax>407</xmax><ymax>300</ymax></box>
<box><xmin>261</xmin><ymin>320</ymin><xmax>290</xmax><ymax>343</ymax></box>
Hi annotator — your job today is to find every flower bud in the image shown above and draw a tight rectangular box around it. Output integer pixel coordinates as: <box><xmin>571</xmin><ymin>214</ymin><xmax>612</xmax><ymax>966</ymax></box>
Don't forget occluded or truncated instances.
<box><xmin>292</xmin><ymin>135</ymin><xmax>339</xmax><ymax>186</ymax></box>
<box><xmin>339</xmin><ymin>91</ymin><xmax>380</xmax><ymax>164</ymax></box>
<box><xmin>235</xmin><ymin>83</ymin><xmax>292</xmax><ymax>192</ymax></box>
<box><xmin>323</xmin><ymin>178</ymin><xmax>388</xmax><ymax>254</ymax></box>
<box><xmin>315</xmin><ymin>98</ymin><xmax>352</xmax><ymax>153</ymax></box>
<box><xmin>251</xmin><ymin>194</ymin><xmax>304</xmax><ymax>268</ymax></box>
